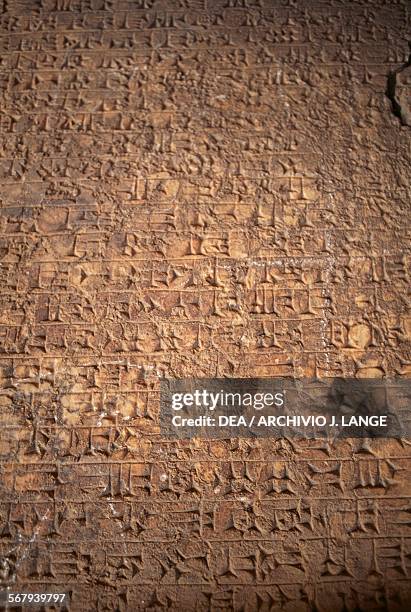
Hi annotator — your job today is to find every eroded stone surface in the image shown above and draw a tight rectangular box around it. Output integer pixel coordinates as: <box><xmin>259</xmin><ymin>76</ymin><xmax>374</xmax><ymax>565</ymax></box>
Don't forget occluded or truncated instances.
<box><xmin>0</xmin><ymin>1</ymin><xmax>410</xmax><ymax>610</ymax></box>
<box><xmin>395</xmin><ymin>62</ymin><xmax>411</xmax><ymax>125</ymax></box>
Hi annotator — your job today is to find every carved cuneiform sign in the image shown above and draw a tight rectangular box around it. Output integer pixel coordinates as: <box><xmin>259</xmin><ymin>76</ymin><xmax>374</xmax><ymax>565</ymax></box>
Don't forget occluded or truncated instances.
<box><xmin>0</xmin><ymin>0</ymin><xmax>410</xmax><ymax>610</ymax></box>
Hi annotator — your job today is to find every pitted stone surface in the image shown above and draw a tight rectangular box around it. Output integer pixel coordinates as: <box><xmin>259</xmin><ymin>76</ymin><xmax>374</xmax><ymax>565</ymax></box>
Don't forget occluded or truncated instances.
<box><xmin>395</xmin><ymin>62</ymin><xmax>411</xmax><ymax>125</ymax></box>
<box><xmin>0</xmin><ymin>1</ymin><xmax>410</xmax><ymax>610</ymax></box>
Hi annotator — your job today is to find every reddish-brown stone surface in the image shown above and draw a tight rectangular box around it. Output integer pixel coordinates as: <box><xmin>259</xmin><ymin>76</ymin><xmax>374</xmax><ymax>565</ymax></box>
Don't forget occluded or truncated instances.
<box><xmin>0</xmin><ymin>0</ymin><xmax>410</xmax><ymax>610</ymax></box>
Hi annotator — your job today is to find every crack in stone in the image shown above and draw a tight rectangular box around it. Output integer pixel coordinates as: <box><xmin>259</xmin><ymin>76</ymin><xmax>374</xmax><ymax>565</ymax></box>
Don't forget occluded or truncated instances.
<box><xmin>386</xmin><ymin>46</ymin><xmax>411</xmax><ymax>126</ymax></box>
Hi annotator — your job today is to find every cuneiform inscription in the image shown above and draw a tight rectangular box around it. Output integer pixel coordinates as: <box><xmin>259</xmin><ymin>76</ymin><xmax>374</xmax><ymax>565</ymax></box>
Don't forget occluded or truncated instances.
<box><xmin>0</xmin><ymin>0</ymin><xmax>410</xmax><ymax>610</ymax></box>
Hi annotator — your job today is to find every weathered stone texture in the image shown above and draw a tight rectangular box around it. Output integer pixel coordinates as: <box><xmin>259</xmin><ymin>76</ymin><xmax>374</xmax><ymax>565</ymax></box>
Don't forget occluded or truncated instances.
<box><xmin>0</xmin><ymin>0</ymin><xmax>410</xmax><ymax>610</ymax></box>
